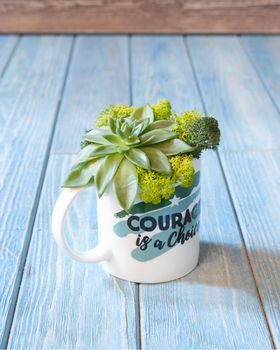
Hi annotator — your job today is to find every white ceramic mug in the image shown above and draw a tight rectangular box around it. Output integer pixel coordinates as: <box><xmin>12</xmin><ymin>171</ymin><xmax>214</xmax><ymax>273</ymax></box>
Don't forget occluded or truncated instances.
<box><xmin>52</xmin><ymin>159</ymin><xmax>201</xmax><ymax>283</ymax></box>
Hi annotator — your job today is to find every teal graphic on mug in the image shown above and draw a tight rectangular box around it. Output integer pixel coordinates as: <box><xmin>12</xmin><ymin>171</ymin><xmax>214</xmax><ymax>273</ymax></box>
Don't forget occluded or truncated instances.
<box><xmin>113</xmin><ymin>171</ymin><xmax>200</xmax><ymax>262</ymax></box>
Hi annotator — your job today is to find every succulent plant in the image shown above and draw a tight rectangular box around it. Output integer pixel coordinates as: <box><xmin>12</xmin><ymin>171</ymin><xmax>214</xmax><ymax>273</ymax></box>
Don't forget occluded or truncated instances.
<box><xmin>63</xmin><ymin>104</ymin><xmax>193</xmax><ymax>211</ymax></box>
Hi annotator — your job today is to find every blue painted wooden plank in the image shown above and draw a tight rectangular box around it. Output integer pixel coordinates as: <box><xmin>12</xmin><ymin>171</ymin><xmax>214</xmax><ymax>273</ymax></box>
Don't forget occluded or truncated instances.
<box><xmin>187</xmin><ymin>35</ymin><xmax>280</xmax><ymax>152</ymax></box>
<box><xmin>130</xmin><ymin>35</ymin><xmax>202</xmax><ymax>111</ymax></box>
<box><xmin>131</xmin><ymin>35</ymin><xmax>273</xmax><ymax>349</ymax></box>
<box><xmin>0</xmin><ymin>36</ymin><xmax>73</xmax><ymax>347</ymax></box>
<box><xmin>241</xmin><ymin>36</ymin><xmax>280</xmax><ymax>113</ymax></box>
<box><xmin>8</xmin><ymin>155</ymin><xmax>138</xmax><ymax>349</ymax></box>
<box><xmin>187</xmin><ymin>35</ymin><xmax>280</xmax><ymax>347</ymax></box>
<box><xmin>0</xmin><ymin>35</ymin><xmax>18</xmax><ymax>75</ymax></box>
<box><xmin>8</xmin><ymin>36</ymin><xmax>138</xmax><ymax>349</ymax></box>
<box><xmin>220</xmin><ymin>151</ymin><xmax>280</xmax><ymax>347</ymax></box>
<box><xmin>0</xmin><ymin>35</ymin><xmax>18</xmax><ymax>74</ymax></box>
<box><xmin>52</xmin><ymin>35</ymin><xmax>130</xmax><ymax>153</ymax></box>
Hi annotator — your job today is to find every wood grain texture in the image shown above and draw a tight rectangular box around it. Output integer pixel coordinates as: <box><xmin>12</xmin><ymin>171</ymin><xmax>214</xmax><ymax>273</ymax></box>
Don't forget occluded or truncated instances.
<box><xmin>131</xmin><ymin>35</ymin><xmax>273</xmax><ymax>349</ymax></box>
<box><xmin>187</xmin><ymin>35</ymin><xmax>280</xmax><ymax>347</ymax></box>
<box><xmin>0</xmin><ymin>36</ymin><xmax>73</xmax><ymax>347</ymax></box>
<box><xmin>187</xmin><ymin>35</ymin><xmax>280</xmax><ymax>152</ymax></box>
<box><xmin>131</xmin><ymin>36</ymin><xmax>202</xmax><ymax>110</ymax></box>
<box><xmin>241</xmin><ymin>36</ymin><xmax>280</xmax><ymax>112</ymax></box>
<box><xmin>0</xmin><ymin>0</ymin><xmax>280</xmax><ymax>33</ymax></box>
<box><xmin>0</xmin><ymin>35</ymin><xmax>18</xmax><ymax>75</ymax></box>
<box><xmin>52</xmin><ymin>35</ymin><xmax>130</xmax><ymax>153</ymax></box>
<box><xmin>8</xmin><ymin>155</ymin><xmax>138</xmax><ymax>349</ymax></box>
<box><xmin>8</xmin><ymin>35</ymin><xmax>138</xmax><ymax>349</ymax></box>
<box><xmin>220</xmin><ymin>151</ymin><xmax>280</xmax><ymax>347</ymax></box>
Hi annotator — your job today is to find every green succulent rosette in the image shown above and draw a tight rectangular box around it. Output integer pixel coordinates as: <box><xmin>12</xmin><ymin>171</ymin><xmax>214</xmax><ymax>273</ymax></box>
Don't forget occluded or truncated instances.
<box><xmin>63</xmin><ymin>100</ymin><xmax>221</xmax><ymax>211</ymax></box>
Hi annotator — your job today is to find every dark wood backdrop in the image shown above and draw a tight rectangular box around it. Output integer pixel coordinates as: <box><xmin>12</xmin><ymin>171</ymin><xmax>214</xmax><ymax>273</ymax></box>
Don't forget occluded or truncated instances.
<box><xmin>0</xmin><ymin>0</ymin><xmax>280</xmax><ymax>33</ymax></box>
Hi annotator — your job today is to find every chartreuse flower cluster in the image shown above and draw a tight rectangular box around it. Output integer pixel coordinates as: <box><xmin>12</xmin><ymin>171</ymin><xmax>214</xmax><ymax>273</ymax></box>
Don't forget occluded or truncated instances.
<box><xmin>137</xmin><ymin>154</ymin><xmax>194</xmax><ymax>205</ymax></box>
<box><xmin>63</xmin><ymin>99</ymin><xmax>220</xmax><ymax>210</ymax></box>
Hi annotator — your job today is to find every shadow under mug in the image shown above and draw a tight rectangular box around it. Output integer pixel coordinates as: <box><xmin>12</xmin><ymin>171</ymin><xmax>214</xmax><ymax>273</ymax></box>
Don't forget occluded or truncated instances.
<box><xmin>52</xmin><ymin>159</ymin><xmax>201</xmax><ymax>283</ymax></box>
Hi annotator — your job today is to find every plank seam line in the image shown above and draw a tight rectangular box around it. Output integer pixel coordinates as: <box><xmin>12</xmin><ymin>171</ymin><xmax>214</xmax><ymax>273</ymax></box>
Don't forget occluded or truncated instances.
<box><xmin>129</xmin><ymin>34</ymin><xmax>142</xmax><ymax>350</ymax></box>
<box><xmin>0</xmin><ymin>35</ymin><xmax>21</xmax><ymax>78</ymax></box>
<box><xmin>183</xmin><ymin>35</ymin><xmax>276</xmax><ymax>350</ymax></box>
<box><xmin>239</xmin><ymin>35</ymin><xmax>280</xmax><ymax>119</ymax></box>
<box><xmin>137</xmin><ymin>284</ymin><xmax>142</xmax><ymax>350</ymax></box>
<box><xmin>215</xmin><ymin>151</ymin><xmax>276</xmax><ymax>350</ymax></box>
<box><xmin>2</xmin><ymin>35</ymin><xmax>76</xmax><ymax>349</ymax></box>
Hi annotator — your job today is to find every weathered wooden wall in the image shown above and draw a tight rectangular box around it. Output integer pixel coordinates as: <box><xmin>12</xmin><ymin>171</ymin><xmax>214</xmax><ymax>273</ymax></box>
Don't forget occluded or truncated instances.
<box><xmin>0</xmin><ymin>0</ymin><xmax>280</xmax><ymax>33</ymax></box>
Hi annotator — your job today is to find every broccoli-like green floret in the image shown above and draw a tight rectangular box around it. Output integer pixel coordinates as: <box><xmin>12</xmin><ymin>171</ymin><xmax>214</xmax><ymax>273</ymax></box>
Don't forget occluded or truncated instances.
<box><xmin>186</xmin><ymin>117</ymin><xmax>221</xmax><ymax>158</ymax></box>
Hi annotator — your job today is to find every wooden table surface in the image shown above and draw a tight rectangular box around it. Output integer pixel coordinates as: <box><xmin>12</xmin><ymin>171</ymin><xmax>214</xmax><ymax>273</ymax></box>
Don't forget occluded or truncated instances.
<box><xmin>0</xmin><ymin>34</ymin><xmax>280</xmax><ymax>349</ymax></box>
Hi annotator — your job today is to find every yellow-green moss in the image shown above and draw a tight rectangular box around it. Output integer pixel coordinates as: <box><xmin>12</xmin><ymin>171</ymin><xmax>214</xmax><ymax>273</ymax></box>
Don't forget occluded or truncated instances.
<box><xmin>137</xmin><ymin>167</ymin><xmax>175</xmax><ymax>205</ymax></box>
<box><xmin>137</xmin><ymin>154</ymin><xmax>194</xmax><ymax>204</ymax></box>
<box><xmin>151</xmin><ymin>99</ymin><xmax>171</xmax><ymax>120</ymax></box>
<box><xmin>169</xmin><ymin>154</ymin><xmax>194</xmax><ymax>188</ymax></box>
<box><xmin>96</xmin><ymin>104</ymin><xmax>134</xmax><ymax>127</ymax></box>
<box><xmin>172</xmin><ymin>109</ymin><xmax>202</xmax><ymax>141</ymax></box>
<box><xmin>96</xmin><ymin>99</ymin><xmax>172</xmax><ymax>127</ymax></box>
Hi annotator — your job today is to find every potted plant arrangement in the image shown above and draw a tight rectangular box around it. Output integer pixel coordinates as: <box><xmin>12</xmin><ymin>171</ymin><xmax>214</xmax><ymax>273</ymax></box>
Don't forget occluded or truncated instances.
<box><xmin>52</xmin><ymin>100</ymin><xmax>220</xmax><ymax>283</ymax></box>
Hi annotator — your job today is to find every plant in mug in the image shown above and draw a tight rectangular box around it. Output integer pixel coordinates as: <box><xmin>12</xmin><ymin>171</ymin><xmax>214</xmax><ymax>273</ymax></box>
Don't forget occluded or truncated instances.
<box><xmin>63</xmin><ymin>100</ymin><xmax>221</xmax><ymax>211</ymax></box>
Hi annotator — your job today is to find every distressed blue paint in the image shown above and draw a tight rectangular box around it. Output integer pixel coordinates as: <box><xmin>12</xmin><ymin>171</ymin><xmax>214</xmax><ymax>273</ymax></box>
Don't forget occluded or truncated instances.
<box><xmin>8</xmin><ymin>156</ymin><xmax>138</xmax><ymax>350</ymax></box>
<box><xmin>8</xmin><ymin>36</ymin><xmax>139</xmax><ymax>350</ymax></box>
<box><xmin>187</xmin><ymin>35</ymin><xmax>280</xmax><ymax>152</ymax></box>
<box><xmin>220</xmin><ymin>151</ymin><xmax>280</xmax><ymax>347</ymax></box>
<box><xmin>187</xmin><ymin>35</ymin><xmax>280</xmax><ymax>347</ymax></box>
<box><xmin>131</xmin><ymin>35</ymin><xmax>273</xmax><ymax>349</ymax></box>
<box><xmin>241</xmin><ymin>35</ymin><xmax>280</xmax><ymax>113</ymax></box>
<box><xmin>52</xmin><ymin>35</ymin><xmax>131</xmax><ymax>153</ymax></box>
<box><xmin>0</xmin><ymin>35</ymin><xmax>18</xmax><ymax>75</ymax></box>
<box><xmin>2</xmin><ymin>34</ymin><xmax>280</xmax><ymax>349</ymax></box>
<box><xmin>0</xmin><ymin>36</ymin><xmax>73</xmax><ymax>347</ymax></box>
<box><xmin>130</xmin><ymin>35</ymin><xmax>203</xmax><ymax>112</ymax></box>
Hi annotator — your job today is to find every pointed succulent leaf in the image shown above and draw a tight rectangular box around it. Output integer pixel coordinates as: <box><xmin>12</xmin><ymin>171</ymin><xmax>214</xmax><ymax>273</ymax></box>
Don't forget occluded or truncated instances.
<box><xmin>84</xmin><ymin>177</ymin><xmax>96</xmax><ymax>187</ymax></box>
<box><xmin>90</xmin><ymin>145</ymin><xmax>119</xmax><ymax>159</ymax></box>
<box><xmin>116</xmin><ymin>127</ymin><xmax>125</xmax><ymax>138</ymax></box>
<box><xmin>120</xmin><ymin>122</ymin><xmax>132</xmax><ymax>137</ymax></box>
<box><xmin>95</xmin><ymin>154</ymin><xmax>123</xmax><ymax>197</ymax></box>
<box><xmin>125</xmin><ymin>136</ymin><xmax>140</xmax><ymax>145</ymax></box>
<box><xmin>63</xmin><ymin>161</ymin><xmax>98</xmax><ymax>188</ymax></box>
<box><xmin>116</xmin><ymin>119</ymin><xmax>122</xmax><ymax>129</ymax></box>
<box><xmin>126</xmin><ymin>118</ymin><xmax>136</xmax><ymax>129</ymax></box>
<box><xmin>130</xmin><ymin>104</ymin><xmax>154</xmax><ymax>124</ymax></box>
<box><xmin>146</xmin><ymin>120</ymin><xmax>176</xmax><ymax>131</ymax></box>
<box><xmin>139</xmin><ymin>129</ymin><xmax>177</xmax><ymax>146</ymax></box>
<box><xmin>102</xmin><ymin>134</ymin><xmax>124</xmax><ymax>146</ymax></box>
<box><xmin>109</xmin><ymin>117</ymin><xmax>117</xmax><ymax>134</ymax></box>
<box><xmin>83</xmin><ymin>129</ymin><xmax>111</xmax><ymax>145</ymax></box>
<box><xmin>133</xmin><ymin>118</ymin><xmax>151</xmax><ymax>136</ymax></box>
<box><xmin>131</xmin><ymin>124</ymin><xmax>142</xmax><ymax>136</ymax></box>
<box><xmin>153</xmin><ymin>139</ymin><xmax>193</xmax><ymax>156</ymax></box>
<box><xmin>140</xmin><ymin>147</ymin><xmax>172</xmax><ymax>175</ymax></box>
<box><xmin>72</xmin><ymin>144</ymin><xmax>101</xmax><ymax>166</ymax></box>
<box><xmin>113</xmin><ymin>158</ymin><xmax>138</xmax><ymax>211</ymax></box>
<box><xmin>125</xmin><ymin>148</ymin><xmax>150</xmax><ymax>169</ymax></box>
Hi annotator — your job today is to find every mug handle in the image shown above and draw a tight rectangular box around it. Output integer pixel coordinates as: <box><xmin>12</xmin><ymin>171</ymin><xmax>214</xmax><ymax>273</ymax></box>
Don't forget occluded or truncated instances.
<box><xmin>52</xmin><ymin>188</ymin><xmax>112</xmax><ymax>263</ymax></box>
